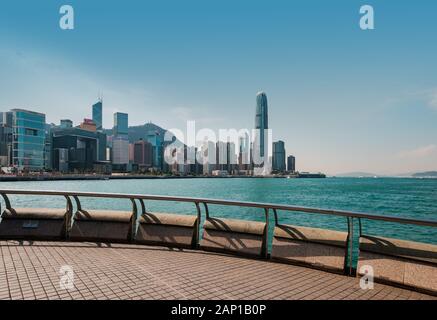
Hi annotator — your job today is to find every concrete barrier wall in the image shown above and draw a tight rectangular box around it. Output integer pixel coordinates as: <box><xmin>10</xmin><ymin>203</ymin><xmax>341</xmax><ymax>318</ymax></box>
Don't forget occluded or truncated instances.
<box><xmin>200</xmin><ymin>218</ymin><xmax>267</xmax><ymax>257</ymax></box>
<box><xmin>271</xmin><ymin>224</ymin><xmax>348</xmax><ymax>274</ymax></box>
<box><xmin>135</xmin><ymin>212</ymin><xmax>198</xmax><ymax>248</ymax></box>
<box><xmin>69</xmin><ymin>210</ymin><xmax>133</xmax><ymax>243</ymax></box>
<box><xmin>358</xmin><ymin>235</ymin><xmax>437</xmax><ymax>294</ymax></box>
<box><xmin>0</xmin><ymin>208</ymin><xmax>67</xmax><ymax>240</ymax></box>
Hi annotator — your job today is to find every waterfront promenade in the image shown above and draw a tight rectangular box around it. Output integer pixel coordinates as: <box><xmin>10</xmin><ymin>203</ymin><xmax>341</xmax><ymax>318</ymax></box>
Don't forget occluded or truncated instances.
<box><xmin>0</xmin><ymin>189</ymin><xmax>436</xmax><ymax>300</ymax></box>
<box><xmin>0</xmin><ymin>241</ymin><xmax>434</xmax><ymax>300</ymax></box>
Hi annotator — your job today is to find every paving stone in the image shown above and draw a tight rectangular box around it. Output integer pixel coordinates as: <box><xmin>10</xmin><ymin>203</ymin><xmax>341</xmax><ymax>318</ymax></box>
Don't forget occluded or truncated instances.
<box><xmin>0</xmin><ymin>241</ymin><xmax>435</xmax><ymax>300</ymax></box>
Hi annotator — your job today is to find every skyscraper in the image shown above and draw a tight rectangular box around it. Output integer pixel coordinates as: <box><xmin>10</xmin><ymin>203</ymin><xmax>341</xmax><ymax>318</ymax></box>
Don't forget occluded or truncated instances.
<box><xmin>272</xmin><ymin>140</ymin><xmax>286</xmax><ymax>172</ymax></box>
<box><xmin>287</xmin><ymin>155</ymin><xmax>296</xmax><ymax>173</ymax></box>
<box><xmin>133</xmin><ymin>139</ymin><xmax>153</xmax><ymax>168</ymax></box>
<box><xmin>255</xmin><ymin>92</ymin><xmax>268</xmax><ymax>158</ymax></box>
<box><xmin>92</xmin><ymin>100</ymin><xmax>103</xmax><ymax>131</ymax></box>
<box><xmin>113</xmin><ymin>112</ymin><xmax>128</xmax><ymax>136</ymax></box>
<box><xmin>112</xmin><ymin>112</ymin><xmax>129</xmax><ymax>168</ymax></box>
<box><xmin>238</xmin><ymin>132</ymin><xmax>251</xmax><ymax>171</ymax></box>
<box><xmin>112</xmin><ymin>136</ymin><xmax>129</xmax><ymax>165</ymax></box>
<box><xmin>146</xmin><ymin>129</ymin><xmax>163</xmax><ymax>170</ymax></box>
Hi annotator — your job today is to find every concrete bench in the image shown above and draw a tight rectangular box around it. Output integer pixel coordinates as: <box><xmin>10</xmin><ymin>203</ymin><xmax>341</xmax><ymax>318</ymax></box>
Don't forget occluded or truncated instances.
<box><xmin>271</xmin><ymin>224</ymin><xmax>348</xmax><ymax>274</ymax></box>
<box><xmin>200</xmin><ymin>218</ymin><xmax>267</xmax><ymax>257</ymax></box>
<box><xmin>135</xmin><ymin>212</ymin><xmax>198</xmax><ymax>249</ymax></box>
<box><xmin>0</xmin><ymin>208</ymin><xmax>68</xmax><ymax>240</ymax></box>
<box><xmin>69</xmin><ymin>210</ymin><xmax>133</xmax><ymax>243</ymax></box>
<box><xmin>358</xmin><ymin>235</ymin><xmax>437</xmax><ymax>294</ymax></box>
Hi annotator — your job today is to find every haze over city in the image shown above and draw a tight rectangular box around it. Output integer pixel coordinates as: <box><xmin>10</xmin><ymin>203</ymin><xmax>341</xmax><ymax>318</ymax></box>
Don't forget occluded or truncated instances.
<box><xmin>1</xmin><ymin>0</ymin><xmax>436</xmax><ymax>175</ymax></box>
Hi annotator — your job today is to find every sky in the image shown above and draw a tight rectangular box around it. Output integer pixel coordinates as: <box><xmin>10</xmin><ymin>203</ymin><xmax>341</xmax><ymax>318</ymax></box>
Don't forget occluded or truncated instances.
<box><xmin>0</xmin><ymin>0</ymin><xmax>436</xmax><ymax>175</ymax></box>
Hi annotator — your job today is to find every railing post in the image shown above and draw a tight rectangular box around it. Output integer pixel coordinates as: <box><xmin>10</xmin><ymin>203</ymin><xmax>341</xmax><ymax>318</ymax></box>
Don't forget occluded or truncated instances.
<box><xmin>1</xmin><ymin>193</ymin><xmax>12</xmax><ymax>211</ymax></box>
<box><xmin>203</xmin><ymin>202</ymin><xmax>210</xmax><ymax>219</ymax></box>
<box><xmin>347</xmin><ymin>217</ymin><xmax>354</xmax><ymax>276</ymax></box>
<box><xmin>262</xmin><ymin>208</ymin><xmax>270</xmax><ymax>259</ymax></box>
<box><xmin>273</xmin><ymin>208</ymin><xmax>279</xmax><ymax>226</ymax></box>
<box><xmin>64</xmin><ymin>195</ymin><xmax>73</xmax><ymax>240</ymax></box>
<box><xmin>72</xmin><ymin>195</ymin><xmax>82</xmax><ymax>212</ymax></box>
<box><xmin>129</xmin><ymin>198</ymin><xmax>139</xmax><ymax>242</ymax></box>
<box><xmin>193</xmin><ymin>202</ymin><xmax>202</xmax><ymax>249</ymax></box>
<box><xmin>358</xmin><ymin>218</ymin><xmax>363</xmax><ymax>237</ymax></box>
<box><xmin>138</xmin><ymin>199</ymin><xmax>146</xmax><ymax>215</ymax></box>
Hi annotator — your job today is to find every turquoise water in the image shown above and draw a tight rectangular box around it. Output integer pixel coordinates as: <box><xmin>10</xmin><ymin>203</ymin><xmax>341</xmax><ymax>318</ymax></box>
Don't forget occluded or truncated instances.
<box><xmin>0</xmin><ymin>177</ymin><xmax>436</xmax><ymax>244</ymax></box>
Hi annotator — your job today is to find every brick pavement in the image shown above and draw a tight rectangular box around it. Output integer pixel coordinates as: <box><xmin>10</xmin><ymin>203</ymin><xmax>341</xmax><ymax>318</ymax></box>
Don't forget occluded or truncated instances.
<box><xmin>0</xmin><ymin>241</ymin><xmax>434</xmax><ymax>300</ymax></box>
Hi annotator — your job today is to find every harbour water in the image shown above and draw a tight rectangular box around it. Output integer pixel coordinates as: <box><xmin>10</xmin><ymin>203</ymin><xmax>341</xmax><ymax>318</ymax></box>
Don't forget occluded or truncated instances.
<box><xmin>1</xmin><ymin>177</ymin><xmax>436</xmax><ymax>244</ymax></box>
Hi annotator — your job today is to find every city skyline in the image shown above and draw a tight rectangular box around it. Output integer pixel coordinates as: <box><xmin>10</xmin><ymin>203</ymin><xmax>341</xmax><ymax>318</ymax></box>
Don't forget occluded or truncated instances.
<box><xmin>1</xmin><ymin>1</ymin><xmax>437</xmax><ymax>175</ymax></box>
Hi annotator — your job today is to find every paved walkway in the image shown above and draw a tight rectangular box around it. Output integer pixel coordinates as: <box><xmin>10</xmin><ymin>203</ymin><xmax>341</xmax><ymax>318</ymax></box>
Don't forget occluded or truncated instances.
<box><xmin>0</xmin><ymin>241</ymin><xmax>434</xmax><ymax>300</ymax></box>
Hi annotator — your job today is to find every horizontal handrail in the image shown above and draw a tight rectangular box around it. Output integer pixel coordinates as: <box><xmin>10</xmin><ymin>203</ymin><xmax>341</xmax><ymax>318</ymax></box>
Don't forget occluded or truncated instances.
<box><xmin>1</xmin><ymin>189</ymin><xmax>436</xmax><ymax>228</ymax></box>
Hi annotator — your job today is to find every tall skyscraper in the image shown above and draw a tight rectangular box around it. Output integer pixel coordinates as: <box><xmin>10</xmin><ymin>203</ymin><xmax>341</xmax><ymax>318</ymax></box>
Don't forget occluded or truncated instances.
<box><xmin>238</xmin><ymin>132</ymin><xmax>250</xmax><ymax>171</ymax></box>
<box><xmin>133</xmin><ymin>139</ymin><xmax>153</xmax><ymax>168</ymax></box>
<box><xmin>146</xmin><ymin>129</ymin><xmax>163</xmax><ymax>170</ymax></box>
<box><xmin>287</xmin><ymin>155</ymin><xmax>296</xmax><ymax>173</ymax></box>
<box><xmin>113</xmin><ymin>112</ymin><xmax>128</xmax><ymax>136</ymax></box>
<box><xmin>92</xmin><ymin>100</ymin><xmax>103</xmax><ymax>131</ymax></box>
<box><xmin>202</xmin><ymin>141</ymin><xmax>216</xmax><ymax>175</ymax></box>
<box><xmin>112</xmin><ymin>136</ymin><xmax>129</xmax><ymax>165</ymax></box>
<box><xmin>255</xmin><ymin>92</ymin><xmax>268</xmax><ymax>158</ymax></box>
<box><xmin>112</xmin><ymin>112</ymin><xmax>129</xmax><ymax>167</ymax></box>
<box><xmin>272</xmin><ymin>140</ymin><xmax>286</xmax><ymax>172</ymax></box>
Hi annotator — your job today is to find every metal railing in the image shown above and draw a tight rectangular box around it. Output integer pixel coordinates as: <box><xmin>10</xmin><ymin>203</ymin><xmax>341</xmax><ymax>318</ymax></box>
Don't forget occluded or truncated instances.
<box><xmin>1</xmin><ymin>189</ymin><xmax>437</xmax><ymax>274</ymax></box>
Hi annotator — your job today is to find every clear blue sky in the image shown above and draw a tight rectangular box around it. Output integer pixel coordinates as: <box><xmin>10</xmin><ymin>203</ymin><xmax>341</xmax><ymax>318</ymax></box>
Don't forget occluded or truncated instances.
<box><xmin>1</xmin><ymin>0</ymin><xmax>436</xmax><ymax>175</ymax></box>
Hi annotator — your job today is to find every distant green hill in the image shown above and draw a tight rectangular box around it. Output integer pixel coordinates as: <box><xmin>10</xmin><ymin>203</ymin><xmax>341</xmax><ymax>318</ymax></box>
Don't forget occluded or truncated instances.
<box><xmin>103</xmin><ymin>122</ymin><xmax>171</xmax><ymax>143</ymax></box>
<box><xmin>412</xmin><ymin>171</ymin><xmax>437</xmax><ymax>178</ymax></box>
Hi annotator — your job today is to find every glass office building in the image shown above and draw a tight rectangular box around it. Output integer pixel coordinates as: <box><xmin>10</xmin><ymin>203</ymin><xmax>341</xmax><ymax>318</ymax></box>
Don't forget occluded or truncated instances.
<box><xmin>112</xmin><ymin>112</ymin><xmax>129</xmax><ymax>167</ymax></box>
<box><xmin>92</xmin><ymin>100</ymin><xmax>103</xmax><ymax>131</ymax></box>
<box><xmin>255</xmin><ymin>92</ymin><xmax>268</xmax><ymax>158</ymax></box>
<box><xmin>113</xmin><ymin>112</ymin><xmax>128</xmax><ymax>136</ymax></box>
<box><xmin>146</xmin><ymin>129</ymin><xmax>163</xmax><ymax>170</ymax></box>
<box><xmin>10</xmin><ymin>109</ymin><xmax>46</xmax><ymax>171</ymax></box>
<box><xmin>287</xmin><ymin>155</ymin><xmax>296</xmax><ymax>173</ymax></box>
<box><xmin>272</xmin><ymin>140</ymin><xmax>286</xmax><ymax>172</ymax></box>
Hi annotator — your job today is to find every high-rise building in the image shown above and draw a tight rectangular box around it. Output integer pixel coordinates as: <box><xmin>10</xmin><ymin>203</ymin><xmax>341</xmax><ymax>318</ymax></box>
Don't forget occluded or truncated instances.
<box><xmin>52</xmin><ymin>126</ymin><xmax>107</xmax><ymax>172</ymax></box>
<box><xmin>60</xmin><ymin>119</ymin><xmax>73</xmax><ymax>129</ymax></box>
<box><xmin>10</xmin><ymin>109</ymin><xmax>46</xmax><ymax>171</ymax></box>
<box><xmin>112</xmin><ymin>136</ymin><xmax>129</xmax><ymax>165</ymax></box>
<box><xmin>79</xmin><ymin>119</ymin><xmax>97</xmax><ymax>132</ymax></box>
<box><xmin>0</xmin><ymin>112</ymin><xmax>13</xmax><ymax>166</ymax></box>
<box><xmin>133</xmin><ymin>139</ymin><xmax>153</xmax><ymax>168</ymax></box>
<box><xmin>44</xmin><ymin>123</ymin><xmax>54</xmax><ymax>171</ymax></box>
<box><xmin>272</xmin><ymin>140</ymin><xmax>286</xmax><ymax>172</ymax></box>
<box><xmin>96</xmin><ymin>132</ymin><xmax>107</xmax><ymax>162</ymax></box>
<box><xmin>92</xmin><ymin>100</ymin><xmax>103</xmax><ymax>131</ymax></box>
<box><xmin>113</xmin><ymin>112</ymin><xmax>128</xmax><ymax>136</ymax></box>
<box><xmin>216</xmin><ymin>141</ymin><xmax>228</xmax><ymax>172</ymax></box>
<box><xmin>128</xmin><ymin>143</ymin><xmax>135</xmax><ymax>163</ymax></box>
<box><xmin>216</xmin><ymin>141</ymin><xmax>237</xmax><ymax>173</ymax></box>
<box><xmin>287</xmin><ymin>155</ymin><xmax>296</xmax><ymax>173</ymax></box>
<box><xmin>202</xmin><ymin>141</ymin><xmax>216</xmax><ymax>175</ymax></box>
<box><xmin>238</xmin><ymin>132</ymin><xmax>250</xmax><ymax>171</ymax></box>
<box><xmin>146</xmin><ymin>129</ymin><xmax>163</xmax><ymax>170</ymax></box>
<box><xmin>255</xmin><ymin>92</ymin><xmax>268</xmax><ymax>158</ymax></box>
<box><xmin>112</xmin><ymin>112</ymin><xmax>129</xmax><ymax>169</ymax></box>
